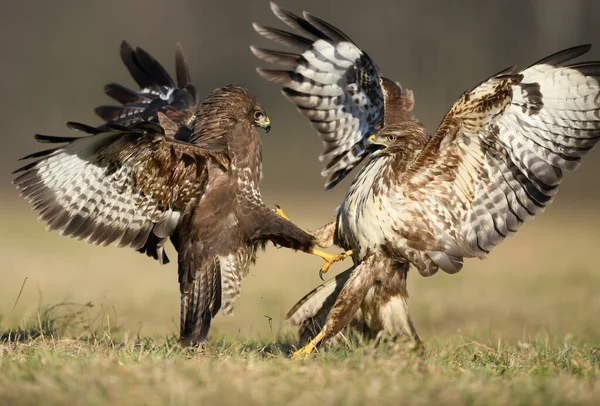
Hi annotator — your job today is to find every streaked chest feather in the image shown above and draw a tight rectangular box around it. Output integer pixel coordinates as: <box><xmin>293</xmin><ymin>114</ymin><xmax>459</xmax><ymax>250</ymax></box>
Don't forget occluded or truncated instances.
<box><xmin>337</xmin><ymin>156</ymin><xmax>396</xmax><ymax>256</ymax></box>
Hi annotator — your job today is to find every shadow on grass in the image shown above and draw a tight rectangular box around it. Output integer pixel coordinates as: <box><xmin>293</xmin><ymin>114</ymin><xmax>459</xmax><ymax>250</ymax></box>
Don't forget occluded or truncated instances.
<box><xmin>0</xmin><ymin>299</ymin><xmax>304</xmax><ymax>358</ymax></box>
<box><xmin>0</xmin><ymin>300</ymin><xmax>99</xmax><ymax>343</ymax></box>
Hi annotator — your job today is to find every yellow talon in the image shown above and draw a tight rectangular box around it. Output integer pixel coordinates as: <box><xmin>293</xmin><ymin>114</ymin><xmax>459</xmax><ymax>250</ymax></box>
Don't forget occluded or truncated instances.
<box><xmin>291</xmin><ymin>331</ymin><xmax>325</xmax><ymax>361</ymax></box>
<box><xmin>311</xmin><ymin>249</ymin><xmax>353</xmax><ymax>280</ymax></box>
<box><xmin>274</xmin><ymin>205</ymin><xmax>290</xmax><ymax>221</ymax></box>
<box><xmin>274</xmin><ymin>205</ymin><xmax>351</xmax><ymax>279</ymax></box>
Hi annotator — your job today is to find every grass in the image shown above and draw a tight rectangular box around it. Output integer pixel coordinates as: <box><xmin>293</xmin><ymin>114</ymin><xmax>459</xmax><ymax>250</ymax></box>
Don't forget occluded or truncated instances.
<box><xmin>1</xmin><ymin>198</ymin><xmax>600</xmax><ymax>405</ymax></box>
<box><xmin>1</xmin><ymin>324</ymin><xmax>599</xmax><ymax>405</ymax></box>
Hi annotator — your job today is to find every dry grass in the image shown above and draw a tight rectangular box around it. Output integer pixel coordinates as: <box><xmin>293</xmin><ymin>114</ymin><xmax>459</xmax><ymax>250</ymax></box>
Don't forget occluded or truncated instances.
<box><xmin>0</xmin><ymin>332</ymin><xmax>599</xmax><ymax>405</ymax></box>
<box><xmin>1</xmin><ymin>197</ymin><xmax>600</xmax><ymax>405</ymax></box>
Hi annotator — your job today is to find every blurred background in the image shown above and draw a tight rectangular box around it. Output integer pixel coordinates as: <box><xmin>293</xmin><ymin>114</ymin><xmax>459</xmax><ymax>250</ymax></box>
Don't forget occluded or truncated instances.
<box><xmin>1</xmin><ymin>0</ymin><xmax>599</xmax><ymax>343</ymax></box>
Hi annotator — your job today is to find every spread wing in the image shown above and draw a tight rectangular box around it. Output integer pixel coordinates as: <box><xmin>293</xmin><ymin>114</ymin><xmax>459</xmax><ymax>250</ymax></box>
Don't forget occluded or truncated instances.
<box><xmin>404</xmin><ymin>45</ymin><xmax>600</xmax><ymax>273</ymax></box>
<box><xmin>96</xmin><ymin>41</ymin><xmax>199</xmax><ymax>140</ymax></box>
<box><xmin>13</xmin><ymin>121</ymin><xmax>226</xmax><ymax>263</ymax></box>
<box><xmin>252</xmin><ymin>2</ymin><xmax>415</xmax><ymax>189</ymax></box>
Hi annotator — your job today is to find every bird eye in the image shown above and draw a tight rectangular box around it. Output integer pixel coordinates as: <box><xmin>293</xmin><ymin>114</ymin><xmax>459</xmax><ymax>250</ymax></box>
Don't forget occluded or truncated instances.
<box><xmin>254</xmin><ymin>111</ymin><xmax>265</xmax><ymax>120</ymax></box>
<box><xmin>387</xmin><ymin>135</ymin><xmax>395</xmax><ymax>142</ymax></box>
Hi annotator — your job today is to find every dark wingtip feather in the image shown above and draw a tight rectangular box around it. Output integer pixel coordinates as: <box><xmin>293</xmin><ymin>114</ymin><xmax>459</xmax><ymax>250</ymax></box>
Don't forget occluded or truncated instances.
<box><xmin>17</xmin><ymin>147</ymin><xmax>61</xmax><ymax>161</ymax></box>
<box><xmin>252</xmin><ymin>23</ymin><xmax>313</xmax><ymax>51</ymax></box>
<box><xmin>324</xmin><ymin>173</ymin><xmax>344</xmax><ymax>190</ymax></box>
<box><xmin>104</xmin><ymin>83</ymin><xmax>148</xmax><ymax>104</ymax></box>
<box><xmin>12</xmin><ymin>159</ymin><xmax>41</xmax><ymax>174</ymax></box>
<box><xmin>120</xmin><ymin>40</ymin><xmax>134</xmax><ymax>56</ymax></box>
<box><xmin>66</xmin><ymin>121</ymin><xmax>103</xmax><ymax>135</ymax></box>
<box><xmin>269</xmin><ymin>2</ymin><xmax>328</xmax><ymax>40</ymax></box>
<box><xmin>175</xmin><ymin>43</ymin><xmax>191</xmax><ymax>88</ymax></box>
<box><xmin>250</xmin><ymin>46</ymin><xmax>301</xmax><ymax>68</ymax></box>
<box><xmin>302</xmin><ymin>12</ymin><xmax>354</xmax><ymax>44</ymax></box>
<box><xmin>95</xmin><ymin>105</ymin><xmax>145</xmax><ymax>122</ymax></box>
<box><xmin>566</xmin><ymin>61</ymin><xmax>600</xmax><ymax>77</ymax></box>
<box><xmin>255</xmin><ymin>68</ymin><xmax>295</xmax><ymax>85</ymax></box>
<box><xmin>528</xmin><ymin>44</ymin><xmax>592</xmax><ymax>68</ymax></box>
<box><xmin>34</xmin><ymin>134</ymin><xmax>81</xmax><ymax>144</ymax></box>
<box><xmin>134</xmin><ymin>46</ymin><xmax>175</xmax><ymax>89</ymax></box>
<box><xmin>119</xmin><ymin>40</ymin><xmax>153</xmax><ymax>89</ymax></box>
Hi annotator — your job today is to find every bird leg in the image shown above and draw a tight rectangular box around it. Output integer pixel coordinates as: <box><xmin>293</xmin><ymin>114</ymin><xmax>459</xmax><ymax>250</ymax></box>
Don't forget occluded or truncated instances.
<box><xmin>274</xmin><ymin>205</ymin><xmax>351</xmax><ymax>278</ymax></box>
<box><xmin>291</xmin><ymin>331</ymin><xmax>325</xmax><ymax>361</ymax></box>
<box><xmin>311</xmin><ymin>248</ymin><xmax>353</xmax><ymax>280</ymax></box>
<box><xmin>291</xmin><ymin>257</ymin><xmax>378</xmax><ymax>360</ymax></box>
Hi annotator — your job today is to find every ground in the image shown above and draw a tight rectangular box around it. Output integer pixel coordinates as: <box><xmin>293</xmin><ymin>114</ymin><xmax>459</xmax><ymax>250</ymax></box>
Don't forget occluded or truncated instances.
<box><xmin>1</xmin><ymin>334</ymin><xmax>599</xmax><ymax>405</ymax></box>
<box><xmin>1</xmin><ymin>199</ymin><xmax>599</xmax><ymax>405</ymax></box>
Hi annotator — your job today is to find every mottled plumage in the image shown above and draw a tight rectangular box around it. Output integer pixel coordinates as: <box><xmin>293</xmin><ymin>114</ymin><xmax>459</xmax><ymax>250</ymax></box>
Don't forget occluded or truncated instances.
<box><xmin>254</xmin><ymin>4</ymin><xmax>600</xmax><ymax>356</ymax></box>
<box><xmin>13</xmin><ymin>41</ymin><xmax>325</xmax><ymax>346</ymax></box>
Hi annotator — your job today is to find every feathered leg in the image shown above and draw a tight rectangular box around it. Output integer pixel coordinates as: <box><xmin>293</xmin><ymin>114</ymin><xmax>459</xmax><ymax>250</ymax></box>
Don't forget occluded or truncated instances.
<box><xmin>291</xmin><ymin>257</ymin><xmax>378</xmax><ymax>360</ymax></box>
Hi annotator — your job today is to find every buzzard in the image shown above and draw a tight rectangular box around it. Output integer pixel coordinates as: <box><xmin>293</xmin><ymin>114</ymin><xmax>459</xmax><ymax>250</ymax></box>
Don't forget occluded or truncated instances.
<box><xmin>253</xmin><ymin>3</ymin><xmax>600</xmax><ymax>358</ymax></box>
<box><xmin>13</xmin><ymin>41</ymin><xmax>350</xmax><ymax>346</ymax></box>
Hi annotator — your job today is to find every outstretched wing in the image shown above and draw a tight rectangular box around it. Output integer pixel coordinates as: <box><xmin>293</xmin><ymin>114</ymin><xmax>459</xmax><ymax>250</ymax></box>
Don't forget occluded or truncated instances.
<box><xmin>96</xmin><ymin>41</ymin><xmax>198</xmax><ymax>140</ymax></box>
<box><xmin>405</xmin><ymin>45</ymin><xmax>600</xmax><ymax>274</ymax></box>
<box><xmin>252</xmin><ymin>2</ymin><xmax>415</xmax><ymax>189</ymax></box>
<box><xmin>13</xmin><ymin>121</ymin><xmax>225</xmax><ymax>263</ymax></box>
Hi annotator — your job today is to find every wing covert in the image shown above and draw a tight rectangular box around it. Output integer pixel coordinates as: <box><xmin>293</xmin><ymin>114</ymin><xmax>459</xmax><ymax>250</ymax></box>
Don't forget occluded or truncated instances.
<box><xmin>13</xmin><ymin>121</ymin><xmax>223</xmax><ymax>255</ymax></box>
<box><xmin>406</xmin><ymin>45</ymin><xmax>600</xmax><ymax>272</ymax></box>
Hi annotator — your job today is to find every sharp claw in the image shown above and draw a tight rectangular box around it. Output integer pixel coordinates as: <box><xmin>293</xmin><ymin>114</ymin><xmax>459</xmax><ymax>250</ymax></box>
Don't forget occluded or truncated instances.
<box><xmin>274</xmin><ymin>205</ymin><xmax>290</xmax><ymax>221</ymax></box>
<box><xmin>319</xmin><ymin>268</ymin><xmax>325</xmax><ymax>281</ymax></box>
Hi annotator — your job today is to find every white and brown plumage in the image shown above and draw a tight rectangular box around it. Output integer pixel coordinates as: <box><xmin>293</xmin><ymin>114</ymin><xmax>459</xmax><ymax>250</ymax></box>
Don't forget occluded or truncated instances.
<box><xmin>253</xmin><ymin>3</ymin><xmax>600</xmax><ymax>357</ymax></box>
<box><xmin>13</xmin><ymin>41</ymin><xmax>349</xmax><ymax>346</ymax></box>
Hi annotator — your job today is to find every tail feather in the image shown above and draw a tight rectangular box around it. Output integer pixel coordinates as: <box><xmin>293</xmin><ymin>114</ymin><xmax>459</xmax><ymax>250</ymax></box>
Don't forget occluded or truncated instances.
<box><xmin>178</xmin><ymin>256</ymin><xmax>222</xmax><ymax>347</ymax></box>
<box><xmin>180</xmin><ymin>281</ymin><xmax>213</xmax><ymax>347</ymax></box>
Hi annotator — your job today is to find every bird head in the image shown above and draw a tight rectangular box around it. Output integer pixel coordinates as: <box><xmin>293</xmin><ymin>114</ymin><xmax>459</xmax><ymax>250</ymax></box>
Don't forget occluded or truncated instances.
<box><xmin>251</xmin><ymin>106</ymin><xmax>271</xmax><ymax>133</ymax></box>
<box><xmin>200</xmin><ymin>85</ymin><xmax>272</xmax><ymax>134</ymax></box>
<box><xmin>368</xmin><ymin>122</ymin><xmax>428</xmax><ymax>155</ymax></box>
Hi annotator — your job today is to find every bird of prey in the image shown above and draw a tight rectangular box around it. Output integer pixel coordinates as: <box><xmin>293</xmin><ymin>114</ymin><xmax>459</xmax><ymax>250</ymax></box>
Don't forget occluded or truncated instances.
<box><xmin>253</xmin><ymin>3</ymin><xmax>600</xmax><ymax>358</ymax></box>
<box><xmin>13</xmin><ymin>41</ymin><xmax>350</xmax><ymax>346</ymax></box>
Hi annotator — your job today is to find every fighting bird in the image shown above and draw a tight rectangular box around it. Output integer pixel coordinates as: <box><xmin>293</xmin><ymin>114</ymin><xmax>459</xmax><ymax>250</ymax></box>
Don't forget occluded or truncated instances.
<box><xmin>253</xmin><ymin>3</ymin><xmax>600</xmax><ymax>358</ymax></box>
<box><xmin>13</xmin><ymin>41</ymin><xmax>350</xmax><ymax>346</ymax></box>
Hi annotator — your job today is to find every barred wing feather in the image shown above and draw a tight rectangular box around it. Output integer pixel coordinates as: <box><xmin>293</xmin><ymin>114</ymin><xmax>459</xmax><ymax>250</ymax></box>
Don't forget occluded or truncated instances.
<box><xmin>406</xmin><ymin>45</ymin><xmax>600</xmax><ymax>274</ymax></box>
<box><xmin>13</xmin><ymin>122</ymin><xmax>218</xmax><ymax>256</ymax></box>
<box><xmin>252</xmin><ymin>2</ymin><xmax>386</xmax><ymax>189</ymax></box>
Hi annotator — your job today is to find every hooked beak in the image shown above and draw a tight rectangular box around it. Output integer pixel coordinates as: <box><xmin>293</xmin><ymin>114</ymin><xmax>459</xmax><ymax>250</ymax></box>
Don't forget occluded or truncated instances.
<box><xmin>257</xmin><ymin>116</ymin><xmax>271</xmax><ymax>133</ymax></box>
<box><xmin>367</xmin><ymin>134</ymin><xmax>385</xmax><ymax>152</ymax></box>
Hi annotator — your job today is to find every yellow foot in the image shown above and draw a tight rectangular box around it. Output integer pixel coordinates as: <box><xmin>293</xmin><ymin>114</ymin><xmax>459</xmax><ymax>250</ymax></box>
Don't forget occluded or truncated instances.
<box><xmin>291</xmin><ymin>331</ymin><xmax>325</xmax><ymax>361</ymax></box>
<box><xmin>311</xmin><ymin>249</ymin><xmax>353</xmax><ymax>280</ymax></box>
<box><xmin>274</xmin><ymin>205</ymin><xmax>290</xmax><ymax>221</ymax></box>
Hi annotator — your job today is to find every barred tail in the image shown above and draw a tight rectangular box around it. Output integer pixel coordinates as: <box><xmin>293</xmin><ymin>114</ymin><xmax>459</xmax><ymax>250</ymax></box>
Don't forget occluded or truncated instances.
<box><xmin>178</xmin><ymin>259</ymin><xmax>221</xmax><ymax>347</ymax></box>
